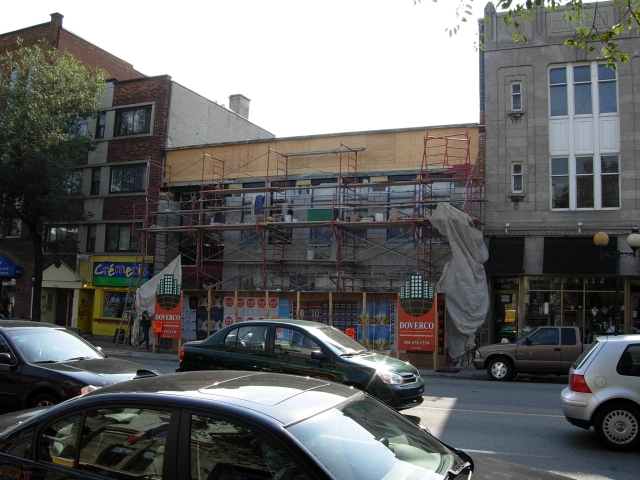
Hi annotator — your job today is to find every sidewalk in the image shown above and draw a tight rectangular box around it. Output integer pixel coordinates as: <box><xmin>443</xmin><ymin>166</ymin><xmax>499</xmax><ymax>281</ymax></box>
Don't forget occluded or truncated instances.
<box><xmin>89</xmin><ymin>335</ymin><xmax>488</xmax><ymax>378</ymax></box>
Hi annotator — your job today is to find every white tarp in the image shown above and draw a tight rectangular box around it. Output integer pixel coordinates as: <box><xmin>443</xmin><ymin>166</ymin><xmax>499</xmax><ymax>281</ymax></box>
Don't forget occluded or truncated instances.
<box><xmin>430</xmin><ymin>203</ymin><xmax>489</xmax><ymax>360</ymax></box>
<box><xmin>132</xmin><ymin>256</ymin><xmax>182</xmax><ymax>344</ymax></box>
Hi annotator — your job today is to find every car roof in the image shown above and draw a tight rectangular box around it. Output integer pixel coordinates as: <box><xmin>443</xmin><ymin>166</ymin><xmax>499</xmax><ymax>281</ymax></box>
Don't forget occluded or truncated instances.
<box><xmin>0</xmin><ymin>320</ymin><xmax>63</xmax><ymax>330</ymax></box>
<box><xmin>221</xmin><ymin>319</ymin><xmax>331</xmax><ymax>331</ymax></box>
<box><xmin>82</xmin><ymin>371</ymin><xmax>358</xmax><ymax>425</ymax></box>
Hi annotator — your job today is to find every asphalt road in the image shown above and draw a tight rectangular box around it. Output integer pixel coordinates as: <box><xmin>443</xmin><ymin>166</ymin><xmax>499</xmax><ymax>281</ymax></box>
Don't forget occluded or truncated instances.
<box><xmin>116</xmin><ymin>354</ymin><xmax>640</xmax><ymax>479</ymax></box>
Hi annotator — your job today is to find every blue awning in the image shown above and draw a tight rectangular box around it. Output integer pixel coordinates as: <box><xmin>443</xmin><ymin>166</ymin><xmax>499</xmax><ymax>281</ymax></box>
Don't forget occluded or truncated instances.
<box><xmin>0</xmin><ymin>255</ymin><xmax>23</xmax><ymax>278</ymax></box>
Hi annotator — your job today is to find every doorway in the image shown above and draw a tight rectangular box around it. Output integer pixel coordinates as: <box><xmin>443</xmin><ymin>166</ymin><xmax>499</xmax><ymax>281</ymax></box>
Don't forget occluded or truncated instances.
<box><xmin>55</xmin><ymin>290</ymin><xmax>72</xmax><ymax>326</ymax></box>
<box><xmin>494</xmin><ymin>291</ymin><xmax>518</xmax><ymax>343</ymax></box>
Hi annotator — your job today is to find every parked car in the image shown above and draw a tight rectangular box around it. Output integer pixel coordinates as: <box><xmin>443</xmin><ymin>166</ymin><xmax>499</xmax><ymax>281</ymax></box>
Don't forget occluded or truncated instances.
<box><xmin>561</xmin><ymin>334</ymin><xmax>640</xmax><ymax>451</ymax></box>
<box><xmin>177</xmin><ymin>319</ymin><xmax>425</xmax><ymax>410</ymax></box>
<box><xmin>0</xmin><ymin>320</ymin><xmax>157</xmax><ymax>410</ymax></box>
<box><xmin>473</xmin><ymin>326</ymin><xmax>586</xmax><ymax>381</ymax></box>
<box><xmin>0</xmin><ymin>370</ymin><xmax>575</xmax><ymax>479</ymax></box>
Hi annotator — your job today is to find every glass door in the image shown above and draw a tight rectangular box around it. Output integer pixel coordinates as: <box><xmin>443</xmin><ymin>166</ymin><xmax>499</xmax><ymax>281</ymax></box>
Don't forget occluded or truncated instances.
<box><xmin>494</xmin><ymin>291</ymin><xmax>518</xmax><ymax>343</ymax></box>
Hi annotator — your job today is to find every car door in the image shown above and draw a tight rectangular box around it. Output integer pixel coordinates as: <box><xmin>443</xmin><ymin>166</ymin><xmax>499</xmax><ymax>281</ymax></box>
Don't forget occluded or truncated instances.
<box><xmin>267</xmin><ymin>327</ymin><xmax>338</xmax><ymax>381</ymax></box>
<box><xmin>516</xmin><ymin>327</ymin><xmax>562</xmax><ymax>372</ymax></box>
<box><xmin>217</xmin><ymin>324</ymin><xmax>270</xmax><ymax>372</ymax></box>
<box><xmin>0</xmin><ymin>333</ymin><xmax>23</xmax><ymax>411</ymax></box>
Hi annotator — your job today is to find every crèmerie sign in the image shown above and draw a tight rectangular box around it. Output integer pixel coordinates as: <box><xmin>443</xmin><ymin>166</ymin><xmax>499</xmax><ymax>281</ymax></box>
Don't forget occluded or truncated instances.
<box><xmin>92</xmin><ymin>262</ymin><xmax>150</xmax><ymax>286</ymax></box>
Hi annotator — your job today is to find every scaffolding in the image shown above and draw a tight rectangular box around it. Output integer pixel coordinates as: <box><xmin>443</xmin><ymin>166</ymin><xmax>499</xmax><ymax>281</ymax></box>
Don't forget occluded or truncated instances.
<box><xmin>132</xmin><ymin>129</ymin><xmax>484</xmax><ymax>293</ymax></box>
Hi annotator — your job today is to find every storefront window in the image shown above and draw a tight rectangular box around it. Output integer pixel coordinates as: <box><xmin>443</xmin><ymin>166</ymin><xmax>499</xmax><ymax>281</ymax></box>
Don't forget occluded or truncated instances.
<box><xmin>101</xmin><ymin>291</ymin><xmax>135</xmax><ymax>318</ymax></box>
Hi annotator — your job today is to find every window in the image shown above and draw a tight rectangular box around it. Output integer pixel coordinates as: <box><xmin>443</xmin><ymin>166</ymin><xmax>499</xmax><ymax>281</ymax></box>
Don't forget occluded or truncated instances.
<box><xmin>102</xmin><ymin>291</ymin><xmax>135</xmax><ymax>318</ymax></box>
<box><xmin>576</xmin><ymin>156</ymin><xmax>594</xmax><ymax>208</ymax></box>
<box><xmin>2</xmin><ymin>216</ymin><xmax>21</xmax><ymax>238</ymax></box>
<box><xmin>45</xmin><ymin>226</ymin><xmax>78</xmax><ymax>252</ymax></box>
<box><xmin>617</xmin><ymin>345</ymin><xmax>640</xmax><ymax>376</ymax></box>
<box><xmin>274</xmin><ymin>328</ymin><xmax>320</xmax><ymax>357</ymax></box>
<box><xmin>511</xmin><ymin>82</ymin><xmax>522</xmax><ymax>111</ymax></box>
<box><xmin>76</xmin><ymin>407</ymin><xmax>170</xmax><ymax>478</ymax></box>
<box><xmin>598</xmin><ymin>64</ymin><xmax>618</xmax><ymax>113</ymax></box>
<box><xmin>67</xmin><ymin>170</ymin><xmax>83</xmax><ymax>195</ymax></box>
<box><xmin>387</xmin><ymin>185</ymin><xmax>414</xmax><ymax>243</ymax></box>
<box><xmin>511</xmin><ymin>163</ymin><xmax>523</xmax><ymax>193</ymax></box>
<box><xmin>189</xmin><ymin>414</ymin><xmax>306</xmax><ymax>480</ymax></box>
<box><xmin>110</xmin><ymin>164</ymin><xmax>146</xmax><ymax>193</ymax></box>
<box><xmin>573</xmin><ymin>65</ymin><xmax>592</xmax><ymax>115</ymax></box>
<box><xmin>106</xmin><ymin>225</ymin><xmax>139</xmax><ymax>252</ymax></box>
<box><xmin>601</xmin><ymin>155</ymin><xmax>620</xmax><ymax>208</ymax></box>
<box><xmin>528</xmin><ymin>327</ymin><xmax>559</xmax><ymax>345</ymax></box>
<box><xmin>40</xmin><ymin>413</ymin><xmax>82</xmax><ymax>468</ymax></box>
<box><xmin>86</xmin><ymin>225</ymin><xmax>97</xmax><ymax>252</ymax></box>
<box><xmin>114</xmin><ymin>106</ymin><xmax>152</xmax><ymax>136</ymax></box>
<box><xmin>551</xmin><ymin>158</ymin><xmax>569</xmax><ymax>209</ymax></box>
<box><xmin>90</xmin><ymin>167</ymin><xmax>101</xmax><ymax>195</ymax></box>
<box><xmin>549</xmin><ymin>67</ymin><xmax>568</xmax><ymax>117</ymax></box>
<box><xmin>223</xmin><ymin>325</ymin><xmax>268</xmax><ymax>352</ymax></box>
<box><xmin>95</xmin><ymin>111</ymin><xmax>106</xmax><ymax>139</ymax></box>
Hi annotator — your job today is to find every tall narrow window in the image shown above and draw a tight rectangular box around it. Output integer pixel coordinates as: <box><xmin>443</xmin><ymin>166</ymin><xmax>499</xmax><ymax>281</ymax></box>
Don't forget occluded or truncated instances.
<box><xmin>575</xmin><ymin>156</ymin><xmax>594</xmax><ymax>208</ymax></box>
<box><xmin>511</xmin><ymin>83</ymin><xmax>522</xmax><ymax>111</ymax></box>
<box><xmin>86</xmin><ymin>225</ymin><xmax>97</xmax><ymax>252</ymax></box>
<box><xmin>551</xmin><ymin>157</ymin><xmax>569</xmax><ymax>209</ymax></box>
<box><xmin>549</xmin><ymin>67</ymin><xmax>568</xmax><ymax>116</ymax></box>
<box><xmin>601</xmin><ymin>155</ymin><xmax>620</xmax><ymax>208</ymax></box>
<box><xmin>511</xmin><ymin>163</ymin><xmax>523</xmax><ymax>193</ymax></box>
<box><xmin>598</xmin><ymin>64</ymin><xmax>617</xmax><ymax>113</ymax></box>
<box><xmin>90</xmin><ymin>167</ymin><xmax>101</xmax><ymax>195</ymax></box>
<box><xmin>573</xmin><ymin>65</ymin><xmax>592</xmax><ymax>115</ymax></box>
<box><xmin>95</xmin><ymin>112</ymin><xmax>106</xmax><ymax>139</ymax></box>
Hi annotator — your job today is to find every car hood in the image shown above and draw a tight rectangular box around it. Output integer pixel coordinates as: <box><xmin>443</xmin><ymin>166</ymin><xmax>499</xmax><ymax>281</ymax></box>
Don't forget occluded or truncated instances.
<box><xmin>37</xmin><ymin>357</ymin><xmax>151</xmax><ymax>386</ymax></box>
<box><xmin>341</xmin><ymin>351</ymin><xmax>419</xmax><ymax>375</ymax></box>
<box><xmin>469</xmin><ymin>453</ymin><xmax>574</xmax><ymax>479</ymax></box>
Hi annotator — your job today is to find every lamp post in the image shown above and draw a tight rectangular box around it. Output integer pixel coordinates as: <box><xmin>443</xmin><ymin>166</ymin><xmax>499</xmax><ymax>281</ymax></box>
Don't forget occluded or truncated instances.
<box><xmin>593</xmin><ymin>228</ymin><xmax>640</xmax><ymax>333</ymax></box>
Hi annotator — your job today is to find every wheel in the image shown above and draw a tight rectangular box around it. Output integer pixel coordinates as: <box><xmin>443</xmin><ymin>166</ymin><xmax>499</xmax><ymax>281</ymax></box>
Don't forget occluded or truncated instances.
<box><xmin>595</xmin><ymin>402</ymin><xmax>640</xmax><ymax>451</ymax></box>
<box><xmin>30</xmin><ymin>393</ymin><xmax>60</xmax><ymax>409</ymax></box>
<box><xmin>487</xmin><ymin>357</ymin><xmax>513</xmax><ymax>381</ymax></box>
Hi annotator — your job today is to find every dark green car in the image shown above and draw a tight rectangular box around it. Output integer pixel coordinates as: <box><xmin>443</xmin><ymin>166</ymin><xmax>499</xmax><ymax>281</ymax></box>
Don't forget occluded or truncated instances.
<box><xmin>177</xmin><ymin>319</ymin><xmax>424</xmax><ymax>410</ymax></box>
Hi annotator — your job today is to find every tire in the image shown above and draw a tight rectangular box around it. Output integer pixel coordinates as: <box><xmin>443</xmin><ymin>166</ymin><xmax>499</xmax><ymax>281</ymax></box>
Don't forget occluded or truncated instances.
<box><xmin>594</xmin><ymin>402</ymin><xmax>640</xmax><ymax>451</ymax></box>
<box><xmin>30</xmin><ymin>392</ymin><xmax>60</xmax><ymax>409</ymax></box>
<box><xmin>487</xmin><ymin>357</ymin><xmax>513</xmax><ymax>381</ymax></box>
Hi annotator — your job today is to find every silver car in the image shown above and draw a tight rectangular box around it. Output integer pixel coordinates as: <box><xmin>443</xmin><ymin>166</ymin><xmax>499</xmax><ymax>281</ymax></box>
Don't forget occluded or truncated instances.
<box><xmin>560</xmin><ymin>335</ymin><xmax>640</xmax><ymax>451</ymax></box>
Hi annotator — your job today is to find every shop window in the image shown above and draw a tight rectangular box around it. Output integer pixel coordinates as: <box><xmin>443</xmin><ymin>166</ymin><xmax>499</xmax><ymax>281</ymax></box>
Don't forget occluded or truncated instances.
<box><xmin>102</xmin><ymin>291</ymin><xmax>135</xmax><ymax>318</ymax></box>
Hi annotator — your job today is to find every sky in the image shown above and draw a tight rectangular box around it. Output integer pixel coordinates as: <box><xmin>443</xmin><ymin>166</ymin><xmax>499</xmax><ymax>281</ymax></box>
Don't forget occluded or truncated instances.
<box><xmin>1</xmin><ymin>0</ymin><xmax>482</xmax><ymax>138</ymax></box>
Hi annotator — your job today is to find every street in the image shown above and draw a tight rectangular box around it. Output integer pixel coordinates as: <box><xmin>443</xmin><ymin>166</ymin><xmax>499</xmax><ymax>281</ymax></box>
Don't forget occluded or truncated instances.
<box><xmin>120</xmin><ymin>354</ymin><xmax>640</xmax><ymax>480</ymax></box>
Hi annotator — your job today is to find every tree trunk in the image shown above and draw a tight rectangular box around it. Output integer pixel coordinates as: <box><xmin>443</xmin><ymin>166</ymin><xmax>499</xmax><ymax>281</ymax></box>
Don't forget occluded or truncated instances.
<box><xmin>27</xmin><ymin>221</ymin><xmax>44</xmax><ymax>322</ymax></box>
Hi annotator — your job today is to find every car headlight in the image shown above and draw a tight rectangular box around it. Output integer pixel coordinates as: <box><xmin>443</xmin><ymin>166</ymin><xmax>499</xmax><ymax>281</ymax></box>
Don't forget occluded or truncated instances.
<box><xmin>474</xmin><ymin>350</ymin><xmax>481</xmax><ymax>359</ymax></box>
<box><xmin>376</xmin><ymin>370</ymin><xmax>403</xmax><ymax>385</ymax></box>
<box><xmin>80</xmin><ymin>385</ymin><xmax>100</xmax><ymax>395</ymax></box>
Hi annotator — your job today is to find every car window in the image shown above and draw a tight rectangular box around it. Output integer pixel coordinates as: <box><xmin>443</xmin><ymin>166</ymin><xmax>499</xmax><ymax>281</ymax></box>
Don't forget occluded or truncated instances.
<box><xmin>561</xmin><ymin>328</ymin><xmax>576</xmax><ymax>346</ymax></box>
<box><xmin>40</xmin><ymin>413</ymin><xmax>83</xmax><ymax>468</ymax></box>
<box><xmin>224</xmin><ymin>326</ymin><xmax>268</xmax><ymax>352</ymax></box>
<box><xmin>528</xmin><ymin>328</ymin><xmax>559</xmax><ymax>345</ymax></box>
<box><xmin>0</xmin><ymin>335</ymin><xmax>12</xmax><ymax>355</ymax></box>
<box><xmin>77</xmin><ymin>407</ymin><xmax>171</xmax><ymax>478</ymax></box>
<box><xmin>617</xmin><ymin>345</ymin><xmax>640</xmax><ymax>376</ymax></box>
<box><xmin>189</xmin><ymin>414</ymin><xmax>308</xmax><ymax>480</ymax></box>
<box><xmin>274</xmin><ymin>328</ymin><xmax>319</xmax><ymax>357</ymax></box>
<box><xmin>7</xmin><ymin>328</ymin><xmax>103</xmax><ymax>363</ymax></box>
<box><xmin>0</xmin><ymin>425</ymin><xmax>34</xmax><ymax>458</ymax></box>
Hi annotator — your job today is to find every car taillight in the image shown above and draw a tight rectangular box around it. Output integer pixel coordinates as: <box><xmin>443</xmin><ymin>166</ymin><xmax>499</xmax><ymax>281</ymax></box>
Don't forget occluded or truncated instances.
<box><xmin>179</xmin><ymin>346</ymin><xmax>185</xmax><ymax>361</ymax></box>
<box><xmin>570</xmin><ymin>374</ymin><xmax>592</xmax><ymax>393</ymax></box>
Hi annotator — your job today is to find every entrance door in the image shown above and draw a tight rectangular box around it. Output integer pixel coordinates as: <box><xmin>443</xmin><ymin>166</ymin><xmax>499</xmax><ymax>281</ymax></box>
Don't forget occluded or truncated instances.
<box><xmin>55</xmin><ymin>290</ymin><xmax>71</xmax><ymax>326</ymax></box>
<box><xmin>494</xmin><ymin>291</ymin><xmax>518</xmax><ymax>343</ymax></box>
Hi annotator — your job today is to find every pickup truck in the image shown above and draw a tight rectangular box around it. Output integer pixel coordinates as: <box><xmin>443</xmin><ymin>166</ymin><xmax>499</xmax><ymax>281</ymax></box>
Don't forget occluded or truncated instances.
<box><xmin>472</xmin><ymin>326</ymin><xmax>585</xmax><ymax>381</ymax></box>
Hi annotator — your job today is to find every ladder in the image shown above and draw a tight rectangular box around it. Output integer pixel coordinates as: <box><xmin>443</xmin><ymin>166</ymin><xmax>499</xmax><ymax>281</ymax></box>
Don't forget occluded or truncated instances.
<box><xmin>114</xmin><ymin>238</ymin><xmax>147</xmax><ymax>347</ymax></box>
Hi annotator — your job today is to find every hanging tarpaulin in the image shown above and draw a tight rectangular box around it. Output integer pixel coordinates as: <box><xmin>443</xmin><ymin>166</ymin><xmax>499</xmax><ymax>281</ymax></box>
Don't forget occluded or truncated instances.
<box><xmin>431</xmin><ymin>203</ymin><xmax>489</xmax><ymax>360</ymax></box>
<box><xmin>135</xmin><ymin>256</ymin><xmax>182</xmax><ymax>339</ymax></box>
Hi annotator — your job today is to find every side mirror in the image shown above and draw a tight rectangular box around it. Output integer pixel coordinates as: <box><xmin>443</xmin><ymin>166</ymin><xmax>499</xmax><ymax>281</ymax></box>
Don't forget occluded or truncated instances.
<box><xmin>525</xmin><ymin>338</ymin><xmax>532</xmax><ymax>345</ymax></box>
<box><xmin>0</xmin><ymin>353</ymin><xmax>15</xmax><ymax>366</ymax></box>
<box><xmin>310</xmin><ymin>350</ymin><xmax>326</xmax><ymax>361</ymax></box>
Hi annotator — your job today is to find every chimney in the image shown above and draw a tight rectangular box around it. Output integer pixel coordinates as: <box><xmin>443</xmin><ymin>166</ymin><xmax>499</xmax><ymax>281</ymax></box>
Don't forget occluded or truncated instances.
<box><xmin>229</xmin><ymin>94</ymin><xmax>250</xmax><ymax>119</ymax></box>
<box><xmin>50</xmin><ymin>12</ymin><xmax>64</xmax><ymax>30</ymax></box>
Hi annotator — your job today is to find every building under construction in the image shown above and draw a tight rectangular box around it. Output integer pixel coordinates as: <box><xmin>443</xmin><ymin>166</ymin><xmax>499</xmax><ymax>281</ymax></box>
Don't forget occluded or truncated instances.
<box><xmin>127</xmin><ymin>124</ymin><xmax>485</xmax><ymax>362</ymax></box>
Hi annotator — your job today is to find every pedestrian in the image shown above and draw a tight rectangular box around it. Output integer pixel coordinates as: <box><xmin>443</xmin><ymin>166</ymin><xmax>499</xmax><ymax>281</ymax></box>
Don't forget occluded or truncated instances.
<box><xmin>1</xmin><ymin>294</ymin><xmax>9</xmax><ymax>317</ymax></box>
<box><xmin>138</xmin><ymin>311</ymin><xmax>152</xmax><ymax>351</ymax></box>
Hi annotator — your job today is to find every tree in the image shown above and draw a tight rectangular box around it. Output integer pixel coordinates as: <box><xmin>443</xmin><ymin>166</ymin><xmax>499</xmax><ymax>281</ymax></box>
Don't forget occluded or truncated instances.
<box><xmin>416</xmin><ymin>0</ymin><xmax>640</xmax><ymax>67</ymax></box>
<box><xmin>0</xmin><ymin>42</ymin><xmax>106</xmax><ymax>321</ymax></box>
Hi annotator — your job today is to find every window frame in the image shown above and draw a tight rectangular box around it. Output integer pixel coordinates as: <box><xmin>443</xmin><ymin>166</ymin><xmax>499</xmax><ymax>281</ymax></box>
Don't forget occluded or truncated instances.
<box><xmin>113</xmin><ymin>105</ymin><xmax>153</xmax><ymax>137</ymax></box>
<box><xmin>510</xmin><ymin>82</ymin><xmax>522</xmax><ymax>111</ymax></box>
<box><xmin>105</xmin><ymin>224</ymin><xmax>140</xmax><ymax>252</ymax></box>
<box><xmin>95</xmin><ymin>111</ymin><xmax>106</xmax><ymax>139</ymax></box>
<box><xmin>109</xmin><ymin>164</ymin><xmax>147</xmax><ymax>194</ymax></box>
<box><xmin>90</xmin><ymin>167</ymin><xmax>101</xmax><ymax>195</ymax></box>
<box><xmin>86</xmin><ymin>225</ymin><xmax>97</xmax><ymax>253</ymax></box>
<box><xmin>511</xmin><ymin>162</ymin><xmax>523</xmax><ymax>193</ymax></box>
<box><xmin>45</xmin><ymin>226</ymin><xmax>78</xmax><ymax>253</ymax></box>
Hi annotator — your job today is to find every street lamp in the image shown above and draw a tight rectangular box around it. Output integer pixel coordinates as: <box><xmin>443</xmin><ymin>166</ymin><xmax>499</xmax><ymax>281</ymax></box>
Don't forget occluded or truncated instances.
<box><xmin>593</xmin><ymin>227</ymin><xmax>640</xmax><ymax>332</ymax></box>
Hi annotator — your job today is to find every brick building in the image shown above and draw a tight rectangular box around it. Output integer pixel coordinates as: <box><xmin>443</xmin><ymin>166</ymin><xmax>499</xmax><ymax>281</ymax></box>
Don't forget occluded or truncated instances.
<box><xmin>0</xmin><ymin>13</ymin><xmax>273</xmax><ymax>332</ymax></box>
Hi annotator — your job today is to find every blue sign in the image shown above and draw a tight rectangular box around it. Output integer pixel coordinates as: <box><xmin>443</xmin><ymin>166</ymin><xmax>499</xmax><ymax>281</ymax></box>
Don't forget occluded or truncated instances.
<box><xmin>0</xmin><ymin>255</ymin><xmax>22</xmax><ymax>278</ymax></box>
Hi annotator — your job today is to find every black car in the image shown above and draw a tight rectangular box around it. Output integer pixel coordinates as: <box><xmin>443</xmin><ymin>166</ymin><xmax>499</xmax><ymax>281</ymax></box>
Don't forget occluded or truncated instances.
<box><xmin>177</xmin><ymin>319</ymin><xmax>425</xmax><ymax>410</ymax></box>
<box><xmin>0</xmin><ymin>371</ymin><xmax>574</xmax><ymax>480</ymax></box>
<box><xmin>0</xmin><ymin>320</ymin><xmax>156</xmax><ymax>410</ymax></box>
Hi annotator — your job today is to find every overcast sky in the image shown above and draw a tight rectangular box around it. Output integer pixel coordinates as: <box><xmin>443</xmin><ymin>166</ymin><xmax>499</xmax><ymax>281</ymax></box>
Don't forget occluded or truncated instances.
<box><xmin>1</xmin><ymin>0</ymin><xmax>481</xmax><ymax>138</ymax></box>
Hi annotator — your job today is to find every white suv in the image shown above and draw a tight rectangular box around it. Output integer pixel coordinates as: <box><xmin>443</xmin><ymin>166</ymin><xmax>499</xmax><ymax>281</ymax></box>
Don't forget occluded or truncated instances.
<box><xmin>561</xmin><ymin>335</ymin><xmax>640</xmax><ymax>451</ymax></box>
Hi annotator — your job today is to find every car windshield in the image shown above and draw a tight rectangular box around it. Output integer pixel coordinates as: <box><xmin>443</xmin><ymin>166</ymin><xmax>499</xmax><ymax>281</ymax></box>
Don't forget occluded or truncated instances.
<box><xmin>312</xmin><ymin>326</ymin><xmax>369</xmax><ymax>354</ymax></box>
<box><xmin>7</xmin><ymin>328</ymin><xmax>104</xmax><ymax>364</ymax></box>
<box><xmin>287</xmin><ymin>396</ymin><xmax>463</xmax><ymax>480</ymax></box>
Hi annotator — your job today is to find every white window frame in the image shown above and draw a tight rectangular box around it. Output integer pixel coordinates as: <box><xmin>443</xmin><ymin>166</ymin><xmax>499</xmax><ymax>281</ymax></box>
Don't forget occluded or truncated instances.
<box><xmin>511</xmin><ymin>162</ymin><xmax>523</xmax><ymax>193</ymax></box>
<box><xmin>511</xmin><ymin>82</ymin><xmax>522</xmax><ymax>111</ymax></box>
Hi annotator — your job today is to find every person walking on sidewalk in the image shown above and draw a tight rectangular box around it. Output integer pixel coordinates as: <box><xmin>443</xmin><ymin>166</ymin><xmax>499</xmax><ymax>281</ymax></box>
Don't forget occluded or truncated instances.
<box><xmin>138</xmin><ymin>311</ymin><xmax>152</xmax><ymax>351</ymax></box>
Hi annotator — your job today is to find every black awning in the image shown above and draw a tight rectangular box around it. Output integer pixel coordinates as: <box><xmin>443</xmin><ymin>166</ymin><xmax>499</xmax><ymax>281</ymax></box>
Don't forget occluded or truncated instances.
<box><xmin>485</xmin><ymin>237</ymin><xmax>525</xmax><ymax>274</ymax></box>
<box><xmin>543</xmin><ymin>237</ymin><xmax>615</xmax><ymax>275</ymax></box>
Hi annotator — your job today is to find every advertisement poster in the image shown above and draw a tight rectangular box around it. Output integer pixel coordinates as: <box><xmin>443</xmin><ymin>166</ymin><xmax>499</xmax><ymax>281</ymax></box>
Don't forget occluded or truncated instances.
<box><xmin>223</xmin><ymin>296</ymin><xmax>282</xmax><ymax>323</ymax></box>
<box><xmin>154</xmin><ymin>272</ymin><xmax>182</xmax><ymax>339</ymax></box>
<box><xmin>357</xmin><ymin>300</ymin><xmax>395</xmax><ymax>354</ymax></box>
<box><xmin>398</xmin><ymin>274</ymin><xmax>436</xmax><ymax>352</ymax></box>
